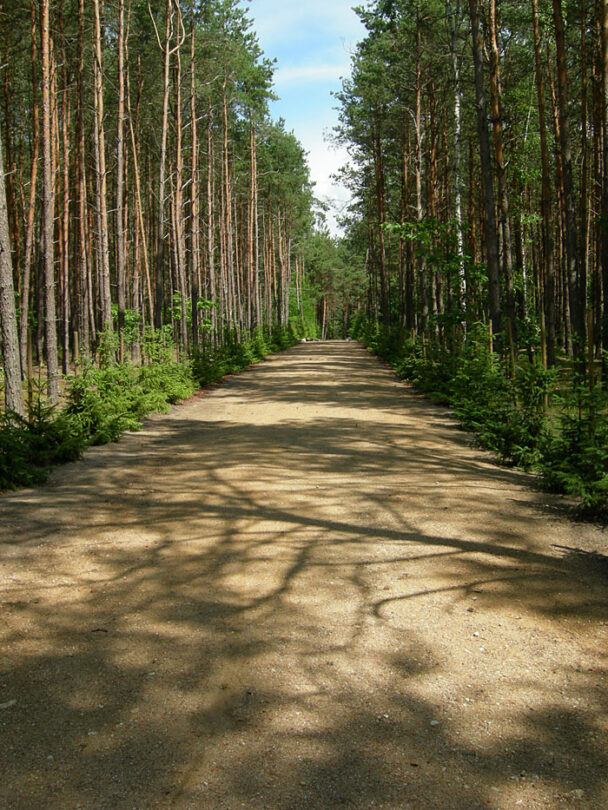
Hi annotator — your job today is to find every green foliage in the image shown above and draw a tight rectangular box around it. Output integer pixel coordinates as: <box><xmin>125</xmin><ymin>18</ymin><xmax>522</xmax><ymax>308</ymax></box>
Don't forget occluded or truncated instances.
<box><xmin>191</xmin><ymin>323</ymin><xmax>300</xmax><ymax>386</ymax></box>
<box><xmin>0</xmin><ymin>331</ymin><xmax>197</xmax><ymax>491</ymax></box>
<box><xmin>539</xmin><ymin>385</ymin><xmax>608</xmax><ymax>517</ymax></box>
<box><xmin>0</xmin><ymin>395</ymin><xmax>85</xmax><ymax>491</ymax></box>
<box><xmin>355</xmin><ymin>317</ymin><xmax>597</xmax><ymax>492</ymax></box>
<box><xmin>65</xmin><ymin>358</ymin><xmax>196</xmax><ymax>445</ymax></box>
<box><xmin>299</xmin><ymin>231</ymin><xmax>366</xmax><ymax>339</ymax></box>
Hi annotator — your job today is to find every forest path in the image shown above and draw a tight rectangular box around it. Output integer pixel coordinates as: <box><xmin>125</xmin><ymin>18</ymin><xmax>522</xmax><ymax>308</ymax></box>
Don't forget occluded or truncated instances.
<box><xmin>1</xmin><ymin>340</ymin><xmax>607</xmax><ymax>810</ymax></box>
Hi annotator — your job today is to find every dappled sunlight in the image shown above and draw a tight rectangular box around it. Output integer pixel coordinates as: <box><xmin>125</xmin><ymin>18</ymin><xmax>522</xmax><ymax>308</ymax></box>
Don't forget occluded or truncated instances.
<box><xmin>1</xmin><ymin>342</ymin><xmax>607</xmax><ymax>808</ymax></box>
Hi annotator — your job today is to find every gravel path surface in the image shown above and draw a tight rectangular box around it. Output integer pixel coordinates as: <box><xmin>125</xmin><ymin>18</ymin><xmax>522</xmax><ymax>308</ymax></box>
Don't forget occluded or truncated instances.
<box><xmin>1</xmin><ymin>340</ymin><xmax>607</xmax><ymax>810</ymax></box>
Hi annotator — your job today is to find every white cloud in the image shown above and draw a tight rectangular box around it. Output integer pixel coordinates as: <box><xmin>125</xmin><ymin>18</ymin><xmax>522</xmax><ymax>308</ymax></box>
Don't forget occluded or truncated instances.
<box><xmin>244</xmin><ymin>0</ymin><xmax>363</xmax><ymax>46</ymax></box>
<box><xmin>240</xmin><ymin>0</ymin><xmax>362</xmax><ymax>235</ymax></box>
<box><xmin>300</xmin><ymin>132</ymin><xmax>352</xmax><ymax>235</ymax></box>
<box><xmin>274</xmin><ymin>62</ymin><xmax>351</xmax><ymax>85</ymax></box>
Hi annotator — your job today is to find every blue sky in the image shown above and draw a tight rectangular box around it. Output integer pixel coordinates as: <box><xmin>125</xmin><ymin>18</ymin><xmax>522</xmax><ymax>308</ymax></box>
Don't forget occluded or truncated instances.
<box><xmin>240</xmin><ymin>0</ymin><xmax>365</xmax><ymax>234</ymax></box>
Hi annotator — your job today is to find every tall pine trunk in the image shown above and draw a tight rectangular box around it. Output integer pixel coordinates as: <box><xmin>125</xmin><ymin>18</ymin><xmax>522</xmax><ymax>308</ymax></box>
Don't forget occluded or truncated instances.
<box><xmin>40</xmin><ymin>0</ymin><xmax>60</xmax><ymax>402</ymax></box>
<box><xmin>488</xmin><ymin>0</ymin><xmax>516</xmax><ymax>361</ymax></box>
<box><xmin>601</xmin><ymin>0</ymin><xmax>608</xmax><ymax>355</ymax></box>
<box><xmin>552</xmin><ymin>0</ymin><xmax>586</xmax><ymax>372</ymax></box>
<box><xmin>189</xmin><ymin>2</ymin><xmax>200</xmax><ymax>348</ymax></box>
<box><xmin>116</xmin><ymin>0</ymin><xmax>127</xmax><ymax>346</ymax></box>
<box><xmin>19</xmin><ymin>0</ymin><xmax>40</xmax><ymax>377</ymax></box>
<box><xmin>469</xmin><ymin>0</ymin><xmax>502</xmax><ymax>345</ymax></box>
<box><xmin>531</xmin><ymin>0</ymin><xmax>556</xmax><ymax>366</ymax></box>
<box><xmin>92</xmin><ymin>0</ymin><xmax>112</xmax><ymax>332</ymax></box>
<box><xmin>0</xmin><ymin>119</ymin><xmax>24</xmax><ymax>416</ymax></box>
<box><xmin>153</xmin><ymin>0</ymin><xmax>174</xmax><ymax>329</ymax></box>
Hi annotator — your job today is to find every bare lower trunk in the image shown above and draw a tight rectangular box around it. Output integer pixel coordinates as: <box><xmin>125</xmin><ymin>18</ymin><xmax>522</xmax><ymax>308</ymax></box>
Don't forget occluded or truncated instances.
<box><xmin>601</xmin><ymin>0</ymin><xmax>608</xmax><ymax>354</ymax></box>
<box><xmin>41</xmin><ymin>0</ymin><xmax>59</xmax><ymax>402</ymax></box>
<box><xmin>153</xmin><ymin>0</ymin><xmax>174</xmax><ymax>329</ymax></box>
<box><xmin>469</xmin><ymin>0</ymin><xmax>502</xmax><ymax>343</ymax></box>
<box><xmin>19</xmin><ymin>0</ymin><xmax>40</xmax><ymax>377</ymax></box>
<box><xmin>447</xmin><ymin>1</ymin><xmax>466</xmax><ymax>310</ymax></box>
<box><xmin>552</xmin><ymin>0</ymin><xmax>586</xmax><ymax>372</ymax></box>
<box><xmin>92</xmin><ymin>0</ymin><xmax>112</xmax><ymax>331</ymax></box>
<box><xmin>531</xmin><ymin>0</ymin><xmax>556</xmax><ymax>366</ymax></box>
<box><xmin>173</xmin><ymin>3</ymin><xmax>188</xmax><ymax>349</ymax></box>
<box><xmin>116</xmin><ymin>0</ymin><xmax>127</xmax><ymax>343</ymax></box>
<box><xmin>0</xmin><ymin>121</ymin><xmax>24</xmax><ymax>416</ymax></box>
<box><xmin>190</xmin><ymin>3</ymin><xmax>200</xmax><ymax>347</ymax></box>
<box><xmin>489</xmin><ymin>0</ymin><xmax>516</xmax><ymax>359</ymax></box>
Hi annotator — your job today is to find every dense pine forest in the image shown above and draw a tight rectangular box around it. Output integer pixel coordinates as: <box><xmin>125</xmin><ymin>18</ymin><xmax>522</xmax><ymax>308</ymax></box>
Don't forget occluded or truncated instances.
<box><xmin>1</xmin><ymin>0</ymin><xmax>608</xmax><ymax>518</ymax></box>
<box><xmin>0</xmin><ymin>0</ymin><xmax>346</xmax><ymax>487</ymax></box>
<box><xmin>334</xmin><ymin>0</ymin><xmax>608</xmax><ymax>518</ymax></box>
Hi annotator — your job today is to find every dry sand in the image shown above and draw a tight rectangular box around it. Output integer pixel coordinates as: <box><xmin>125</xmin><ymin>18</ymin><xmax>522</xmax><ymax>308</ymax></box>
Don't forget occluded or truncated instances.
<box><xmin>1</xmin><ymin>340</ymin><xmax>607</xmax><ymax>809</ymax></box>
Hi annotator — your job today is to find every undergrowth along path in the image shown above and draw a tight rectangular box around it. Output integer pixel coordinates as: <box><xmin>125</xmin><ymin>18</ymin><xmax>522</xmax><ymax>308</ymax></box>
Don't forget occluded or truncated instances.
<box><xmin>1</xmin><ymin>340</ymin><xmax>607</xmax><ymax>810</ymax></box>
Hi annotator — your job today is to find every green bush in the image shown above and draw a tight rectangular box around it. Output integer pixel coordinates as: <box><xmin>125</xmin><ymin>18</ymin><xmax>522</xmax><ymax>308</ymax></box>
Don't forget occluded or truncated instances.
<box><xmin>65</xmin><ymin>358</ymin><xmax>196</xmax><ymax>445</ymax></box>
<box><xmin>539</xmin><ymin>385</ymin><xmax>608</xmax><ymax>517</ymax></box>
<box><xmin>0</xmin><ymin>401</ymin><xmax>85</xmax><ymax>491</ymax></box>
<box><xmin>191</xmin><ymin>322</ymin><xmax>300</xmax><ymax>387</ymax></box>
<box><xmin>2</xmin><ymin>320</ymin><xmax>311</xmax><ymax>492</ymax></box>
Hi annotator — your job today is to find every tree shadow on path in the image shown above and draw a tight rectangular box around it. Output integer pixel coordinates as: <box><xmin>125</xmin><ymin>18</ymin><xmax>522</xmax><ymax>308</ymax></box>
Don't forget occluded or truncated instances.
<box><xmin>1</xmin><ymin>342</ymin><xmax>607</xmax><ymax>809</ymax></box>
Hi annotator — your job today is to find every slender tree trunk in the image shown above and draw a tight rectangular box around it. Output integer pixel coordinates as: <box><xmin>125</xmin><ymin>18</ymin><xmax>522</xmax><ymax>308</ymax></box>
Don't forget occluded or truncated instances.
<box><xmin>127</xmin><ymin>58</ymin><xmax>153</xmax><ymax>326</ymax></box>
<box><xmin>247</xmin><ymin>120</ymin><xmax>256</xmax><ymax>331</ymax></box>
<box><xmin>60</xmin><ymin>24</ymin><xmax>71</xmax><ymax>375</ymax></box>
<box><xmin>92</xmin><ymin>0</ymin><xmax>112</xmax><ymax>331</ymax></box>
<box><xmin>414</xmin><ymin>13</ymin><xmax>428</xmax><ymax>332</ymax></box>
<box><xmin>40</xmin><ymin>0</ymin><xmax>60</xmax><ymax>402</ymax></box>
<box><xmin>55</xmin><ymin>1</ymin><xmax>69</xmax><ymax>376</ymax></box>
<box><xmin>206</xmin><ymin>106</ymin><xmax>217</xmax><ymax>336</ymax></box>
<box><xmin>222</xmin><ymin>77</ymin><xmax>236</xmax><ymax>336</ymax></box>
<box><xmin>75</xmin><ymin>0</ymin><xmax>90</xmax><ymax>359</ymax></box>
<box><xmin>552</xmin><ymin>0</ymin><xmax>586</xmax><ymax>372</ymax></box>
<box><xmin>447</xmin><ymin>1</ymin><xmax>466</xmax><ymax>311</ymax></box>
<box><xmin>153</xmin><ymin>0</ymin><xmax>174</xmax><ymax>329</ymax></box>
<box><xmin>489</xmin><ymin>0</ymin><xmax>516</xmax><ymax>361</ymax></box>
<box><xmin>19</xmin><ymin>0</ymin><xmax>40</xmax><ymax>377</ymax></box>
<box><xmin>0</xmin><ymin>120</ymin><xmax>24</xmax><ymax>416</ymax></box>
<box><xmin>468</xmin><ymin>0</ymin><xmax>502</xmax><ymax>343</ymax></box>
<box><xmin>116</xmin><ymin>0</ymin><xmax>127</xmax><ymax>346</ymax></box>
<box><xmin>601</xmin><ymin>0</ymin><xmax>608</xmax><ymax>354</ymax></box>
<box><xmin>173</xmin><ymin>3</ymin><xmax>188</xmax><ymax>349</ymax></box>
<box><xmin>531</xmin><ymin>0</ymin><xmax>556</xmax><ymax>366</ymax></box>
<box><xmin>373</xmin><ymin>130</ymin><xmax>389</xmax><ymax>326</ymax></box>
<box><xmin>190</xmin><ymin>1</ymin><xmax>200</xmax><ymax>348</ymax></box>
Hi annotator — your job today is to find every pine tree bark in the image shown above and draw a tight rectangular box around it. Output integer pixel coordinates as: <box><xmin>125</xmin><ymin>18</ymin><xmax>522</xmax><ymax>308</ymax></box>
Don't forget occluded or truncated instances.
<box><xmin>189</xmin><ymin>2</ymin><xmax>200</xmax><ymax>348</ymax></box>
<box><xmin>127</xmin><ymin>57</ymin><xmax>153</xmax><ymax>326</ymax></box>
<box><xmin>552</xmin><ymin>0</ymin><xmax>586</xmax><ymax>372</ymax></box>
<box><xmin>76</xmin><ymin>0</ymin><xmax>90</xmax><ymax>359</ymax></box>
<box><xmin>601</xmin><ymin>0</ymin><xmax>608</xmax><ymax>354</ymax></box>
<box><xmin>373</xmin><ymin>130</ymin><xmax>389</xmax><ymax>326</ymax></box>
<box><xmin>0</xmin><ymin>119</ymin><xmax>25</xmax><ymax>416</ymax></box>
<box><xmin>116</xmin><ymin>0</ymin><xmax>127</xmax><ymax>344</ymax></box>
<box><xmin>531</xmin><ymin>0</ymin><xmax>556</xmax><ymax>366</ymax></box>
<box><xmin>488</xmin><ymin>0</ymin><xmax>516</xmax><ymax>360</ymax></box>
<box><xmin>414</xmin><ymin>13</ymin><xmax>428</xmax><ymax>332</ymax></box>
<box><xmin>92</xmin><ymin>0</ymin><xmax>112</xmax><ymax>332</ymax></box>
<box><xmin>468</xmin><ymin>0</ymin><xmax>502</xmax><ymax>344</ymax></box>
<box><xmin>447</xmin><ymin>1</ymin><xmax>466</xmax><ymax>311</ymax></box>
<box><xmin>152</xmin><ymin>0</ymin><xmax>174</xmax><ymax>329</ymax></box>
<box><xmin>40</xmin><ymin>0</ymin><xmax>60</xmax><ymax>402</ymax></box>
<box><xmin>59</xmin><ymin>0</ymin><xmax>71</xmax><ymax>375</ymax></box>
<box><xmin>205</xmin><ymin>106</ymin><xmax>217</xmax><ymax>337</ymax></box>
<box><xmin>222</xmin><ymin>77</ymin><xmax>236</xmax><ymax>336</ymax></box>
<box><xmin>19</xmin><ymin>0</ymin><xmax>40</xmax><ymax>377</ymax></box>
<box><xmin>172</xmin><ymin>3</ymin><xmax>188</xmax><ymax>349</ymax></box>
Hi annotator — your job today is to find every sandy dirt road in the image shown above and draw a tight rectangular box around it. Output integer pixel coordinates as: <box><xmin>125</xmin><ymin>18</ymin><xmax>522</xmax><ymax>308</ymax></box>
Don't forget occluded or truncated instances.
<box><xmin>1</xmin><ymin>340</ymin><xmax>607</xmax><ymax>810</ymax></box>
